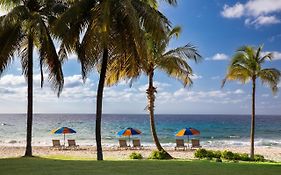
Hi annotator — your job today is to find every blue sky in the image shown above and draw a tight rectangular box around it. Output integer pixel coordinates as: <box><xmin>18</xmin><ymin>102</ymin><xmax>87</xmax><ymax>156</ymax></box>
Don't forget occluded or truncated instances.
<box><xmin>0</xmin><ymin>0</ymin><xmax>281</xmax><ymax>114</ymax></box>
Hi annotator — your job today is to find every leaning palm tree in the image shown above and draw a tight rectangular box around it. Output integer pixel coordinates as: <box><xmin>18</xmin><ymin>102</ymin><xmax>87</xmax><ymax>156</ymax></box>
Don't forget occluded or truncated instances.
<box><xmin>106</xmin><ymin>27</ymin><xmax>201</xmax><ymax>158</ymax></box>
<box><xmin>54</xmin><ymin>0</ymin><xmax>174</xmax><ymax>160</ymax></box>
<box><xmin>0</xmin><ymin>0</ymin><xmax>65</xmax><ymax>157</ymax></box>
<box><xmin>222</xmin><ymin>45</ymin><xmax>281</xmax><ymax>159</ymax></box>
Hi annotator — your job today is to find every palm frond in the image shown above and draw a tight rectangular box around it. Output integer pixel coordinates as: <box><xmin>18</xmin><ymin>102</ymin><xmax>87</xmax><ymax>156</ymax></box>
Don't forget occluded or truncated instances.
<box><xmin>19</xmin><ymin>38</ymin><xmax>29</xmax><ymax>78</ymax></box>
<box><xmin>259</xmin><ymin>52</ymin><xmax>273</xmax><ymax>63</ymax></box>
<box><xmin>158</xmin><ymin>54</ymin><xmax>194</xmax><ymax>87</ymax></box>
<box><xmin>36</xmin><ymin>18</ymin><xmax>64</xmax><ymax>96</ymax></box>
<box><xmin>258</xmin><ymin>68</ymin><xmax>281</xmax><ymax>94</ymax></box>
<box><xmin>0</xmin><ymin>0</ymin><xmax>22</xmax><ymax>9</ymax></box>
<box><xmin>0</xmin><ymin>23</ymin><xmax>23</xmax><ymax>75</ymax></box>
<box><xmin>2</xmin><ymin>5</ymin><xmax>29</xmax><ymax>26</ymax></box>
<box><xmin>105</xmin><ymin>54</ymin><xmax>141</xmax><ymax>86</ymax></box>
<box><xmin>223</xmin><ymin>45</ymin><xmax>280</xmax><ymax>91</ymax></box>
<box><xmin>132</xmin><ymin>0</ymin><xmax>170</xmax><ymax>41</ymax></box>
<box><xmin>163</xmin><ymin>44</ymin><xmax>202</xmax><ymax>63</ymax></box>
<box><xmin>168</xmin><ymin>26</ymin><xmax>181</xmax><ymax>39</ymax></box>
<box><xmin>222</xmin><ymin>65</ymin><xmax>252</xmax><ymax>87</ymax></box>
<box><xmin>53</xmin><ymin>0</ymin><xmax>95</xmax><ymax>55</ymax></box>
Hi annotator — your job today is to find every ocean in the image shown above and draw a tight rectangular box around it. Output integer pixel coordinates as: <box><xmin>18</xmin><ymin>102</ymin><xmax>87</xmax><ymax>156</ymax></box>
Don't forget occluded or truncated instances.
<box><xmin>0</xmin><ymin>114</ymin><xmax>280</xmax><ymax>147</ymax></box>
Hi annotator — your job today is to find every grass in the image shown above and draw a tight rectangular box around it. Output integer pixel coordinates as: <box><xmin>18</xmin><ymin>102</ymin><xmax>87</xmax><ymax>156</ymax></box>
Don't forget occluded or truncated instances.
<box><xmin>0</xmin><ymin>157</ymin><xmax>280</xmax><ymax>175</ymax></box>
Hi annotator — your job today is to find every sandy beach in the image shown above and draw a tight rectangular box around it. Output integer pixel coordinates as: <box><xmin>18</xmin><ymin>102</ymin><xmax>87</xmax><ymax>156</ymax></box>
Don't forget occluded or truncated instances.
<box><xmin>1</xmin><ymin>146</ymin><xmax>280</xmax><ymax>162</ymax></box>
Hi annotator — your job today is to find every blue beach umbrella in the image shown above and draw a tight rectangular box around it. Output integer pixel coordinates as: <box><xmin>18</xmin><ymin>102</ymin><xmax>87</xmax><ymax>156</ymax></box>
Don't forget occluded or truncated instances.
<box><xmin>51</xmin><ymin>127</ymin><xmax>76</xmax><ymax>146</ymax></box>
<box><xmin>117</xmin><ymin>127</ymin><xmax>142</xmax><ymax>144</ymax></box>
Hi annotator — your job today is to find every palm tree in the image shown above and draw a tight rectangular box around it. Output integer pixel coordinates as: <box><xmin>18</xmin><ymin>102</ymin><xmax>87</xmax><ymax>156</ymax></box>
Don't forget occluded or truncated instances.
<box><xmin>0</xmin><ymin>0</ymin><xmax>65</xmax><ymax>157</ymax></box>
<box><xmin>222</xmin><ymin>45</ymin><xmax>281</xmax><ymax>159</ymax></box>
<box><xmin>105</xmin><ymin>27</ymin><xmax>201</xmax><ymax>158</ymax></box>
<box><xmin>54</xmin><ymin>0</ymin><xmax>175</xmax><ymax>160</ymax></box>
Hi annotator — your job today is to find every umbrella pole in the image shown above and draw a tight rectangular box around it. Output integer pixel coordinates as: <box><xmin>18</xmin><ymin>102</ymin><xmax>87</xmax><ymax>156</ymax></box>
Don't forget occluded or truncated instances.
<box><xmin>188</xmin><ymin>136</ymin><xmax>189</xmax><ymax>147</ymax></box>
<box><xmin>64</xmin><ymin>133</ymin><xmax>65</xmax><ymax>147</ymax></box>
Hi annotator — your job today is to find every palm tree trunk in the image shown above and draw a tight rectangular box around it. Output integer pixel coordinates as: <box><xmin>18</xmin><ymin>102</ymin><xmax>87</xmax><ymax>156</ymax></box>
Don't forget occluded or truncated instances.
<box><xmin>147</xmin><ymin>71</ymin><xmax>172</xmax><ymax>159</ymax></box>
<box><xmin>96</xmin><ymin>47</ymin><xmax>109</xmax><ymax>161</ymax></box>
<box><xmin>250</xmin><ymin>77</ymin><xmax>256</xmax><ymax>159</ymax></box>
<box><xmin>24</xmin><ymin>36</ymin><xmax>33</xmax><ymax>157</ymax></box>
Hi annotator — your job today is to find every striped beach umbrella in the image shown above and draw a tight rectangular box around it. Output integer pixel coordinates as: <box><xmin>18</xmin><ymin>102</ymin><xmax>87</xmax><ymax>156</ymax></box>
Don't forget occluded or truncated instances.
<box><xmin>52</xmin><ymin>127</ymin><xmax>76</xmax><ymax>146</ymax></box>
<box><xmin>117</xmin><ymin>128</ymin><xmax>142</xmax><ymax>144</ymax></box>
<box><xmin>176</xmin><ymin>127</ymin><xmax>200</xmax><ymax>146</ymax></box>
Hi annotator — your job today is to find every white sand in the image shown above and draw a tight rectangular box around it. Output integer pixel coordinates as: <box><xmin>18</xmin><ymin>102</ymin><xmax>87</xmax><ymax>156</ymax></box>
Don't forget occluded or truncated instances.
<box><xmin>0</xmin><ymin>146</ymin><xmax>281</xmax><ymax>162</ymax></box>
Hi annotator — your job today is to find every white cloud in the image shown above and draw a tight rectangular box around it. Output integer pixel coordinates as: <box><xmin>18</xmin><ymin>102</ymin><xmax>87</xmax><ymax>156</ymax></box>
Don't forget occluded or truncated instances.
<box><xmin>0</xmin><ymin>72</ymin><xmax>278</xmax><ymax>114</ymax></box>
<box><xmin>221</xmin><ymin>3</ymin><xmax>245</xmax><ymax>18</ymax></box>
<box><xmin>0</xmin><ymin>74</ymin><xmax>95</xmax><ymax>103</ymax></box>
<box><xmin>190</xmin><ymin>74</ymin><xmax>202</xmax><ymax>80</ymax></box>
<box><xmin>68</xmin><ymin>53</ymin><xmax>78</xmax><ymax>60</ymax></box>
<box><xmin>278</xmin><ymin>82</ymin><xmax>281</xmax><ymax>88</ymax></box>
<box><xmin>172</xmin><ymin>88</ymin><xmax>247</xmax><ymax>104</ymax></box>
<box><xmin>207</xmin><ymin>53</ymin><xmax>229</xmax><ymax>61</ymax></box>
<box><xmin>0</xmin><ymin>74</ymin><xmax>26</xmax><ymax>86</ymax></box>
<box><xmin>221</xmin><ymin>0</ymin><xmax>281</xmax><ymax>26</ymax></box>
<box><xmin>246</xmin><ymin>15</ymin><xmax>280</xmax><ymax>26</ymax></box>
<box><xmin>234</xmin><ymin>89</ymin><xmax>244</xmax><ymax>94</ymax></box>
<box><xmin>272</xmin><ymin>51</ymin><xmax>281</xmax><ymax>60</ymax></box>
<box><xmin>245</xmin><ymin>0</ymin><xmax>281</xmax><ymax>17</ymax></box>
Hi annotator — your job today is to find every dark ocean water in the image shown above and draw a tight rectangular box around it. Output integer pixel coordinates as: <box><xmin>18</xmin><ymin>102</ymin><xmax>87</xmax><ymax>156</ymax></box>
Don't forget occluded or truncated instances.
<box><xmin>0</xmin><ymin>114</ymin><xmax>280</xmax><ymax>147</ymax></box>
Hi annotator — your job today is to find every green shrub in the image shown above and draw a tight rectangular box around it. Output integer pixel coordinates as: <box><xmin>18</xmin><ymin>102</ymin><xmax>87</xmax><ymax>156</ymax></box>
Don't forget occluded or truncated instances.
<box><xmin>240</xmin><ymin>153</ymin><xmax>250</xmax><ymax>161</ymax></box>
<box><xmin>194</xmin><ymin>149</ymin><xmax>208</xmax><ymax>159</ymax></box>
<box><xmin>213</xmin><ymin>151</ymin><xmax>222</xmax><ymax>158</ymax></box>
<box><xmin>129</xmin><ymin>152</ymin><xmax>143</xmax><ymax>159</ymax></box>
<box><xmin>206</xmin><ymin>150</ymin><xmax>214</xmax><ymax>158</ymax></box>
<box><xmin>233</xmin><ymin>153</ymin><xmax>241</xmax><ymax>160</ymax></box>
<box><xmin>222</xmin><ymin>150</ymin><xmax>234</xmax><ymax>160</ymax></box>
<box><xmin>215</xmin><ymin>157</ymin><xmax>222</xmax><ymax>162</ymax></box>
<box><xmin>254</xmin><ymin>154</ymin><xmax>265</xmax><ymax>162</ymax></box>
<box><xmin>148</xmin><ymin>150</ymin><xmax>170</xmax><ymax>160</ymax></box>
<box><xmin>194</xmin><ymin>149</ymin><xmax>266</xmax><ymax>162</ymax></box>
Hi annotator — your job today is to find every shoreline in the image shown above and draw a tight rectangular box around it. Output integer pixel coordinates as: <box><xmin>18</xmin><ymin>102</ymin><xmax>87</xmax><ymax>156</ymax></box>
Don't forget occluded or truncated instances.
<box><xmin>1</xmin><ymin>146</ymin><xmax>281</xmax><ymax>162</ymax></box>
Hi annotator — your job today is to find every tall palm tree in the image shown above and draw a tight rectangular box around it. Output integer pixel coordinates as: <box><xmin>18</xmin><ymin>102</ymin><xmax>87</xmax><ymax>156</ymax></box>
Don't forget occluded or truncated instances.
<box><xmin>54</xmin><ymin>0</ymin><xmax>175</xmax><ymax>160</ymax></box>
<box><xmin>222</xmin><ymin>45</ymin><xmax>281</xmax><ymax>159</ymax></box>
<box><xmin>0</xmin><ymin>0</ymin><xmax>65</xmax><ymax>157</ymax></box>
<box><xmin>105</xmin><ymin>27</ymin><xmax>201</xmax><ymax>158</ymax></box>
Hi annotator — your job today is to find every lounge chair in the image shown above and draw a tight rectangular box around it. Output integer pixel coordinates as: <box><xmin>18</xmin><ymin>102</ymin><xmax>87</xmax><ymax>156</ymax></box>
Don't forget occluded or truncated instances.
<box><xmin>67</xmin><ymin>139</ymin><xmax>79</xmax><ymax>149</ymax></box>
<box><xmin>132</xmin><ymin>139</ymin><xmax>143</xmax><ymax>149</ymax></box>
<box><xmin>174</xmin><ymin>139</ymin><xmax>187</xmax><ymax>151</ymax></box>
<box><xmin>118</xmin><ymin>139</ymin><xmax>130</xmax><ymax>149</ymax></box>
<box><xmin>52</xmin><ymin>139</ymin><xmax>63</xmax><ymax>150</ymax></box>
<box><xmin>191</xmin><ymin>139</ymin><xmax>202</xmax><ymax>149</ymax></box>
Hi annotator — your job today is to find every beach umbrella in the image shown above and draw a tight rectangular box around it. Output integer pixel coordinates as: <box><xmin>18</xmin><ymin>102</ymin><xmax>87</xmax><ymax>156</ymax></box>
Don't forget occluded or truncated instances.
<box><xmin>117</xmin><ymin>127</ymin><xmax>142</xmax><ymax>144</ymax></box>
<box><xmin>175</xmin><ymin>127</ymin><xmax>200</xmax><ymax>147</ymax></box>
<box><xmin>51</xmin><ymin>127</ymin><xmax>76</xmax><ymax>146</ymax></box>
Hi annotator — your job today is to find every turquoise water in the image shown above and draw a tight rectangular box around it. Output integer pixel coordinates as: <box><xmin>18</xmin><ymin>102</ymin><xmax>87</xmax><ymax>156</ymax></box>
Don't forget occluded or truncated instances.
<box><xmin>0</xmin><ymin>114</ymin><xmax>280</xmax><ymax>147</ymax></box>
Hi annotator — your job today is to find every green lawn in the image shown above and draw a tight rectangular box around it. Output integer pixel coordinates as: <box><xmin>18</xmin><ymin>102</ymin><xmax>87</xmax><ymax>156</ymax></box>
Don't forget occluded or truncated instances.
<box><xmin>0</xmin><ymin>157</ymin><xmax>280</xmax><ymax>175</ymax></box>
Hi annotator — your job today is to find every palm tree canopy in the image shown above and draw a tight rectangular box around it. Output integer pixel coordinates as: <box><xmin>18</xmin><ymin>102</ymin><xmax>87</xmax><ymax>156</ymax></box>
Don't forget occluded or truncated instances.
<box><xmin>222</xmin><ymin>45</ymin><xmax>281</xmax><ymax>93</ymax></box>
<box><xmin>105</xmin><ymin>26</ymin><xmax>202</xmax><ymax>87</ymax></box>
<box><xmin>54</xmin><ymin>0</ymin><xmax>173</xmax><ymax>78</ymax></box>
<box><xmin>0</xmin><ymin>0</ymin><xmax>65</xmax><ymax>96</ymax></box>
